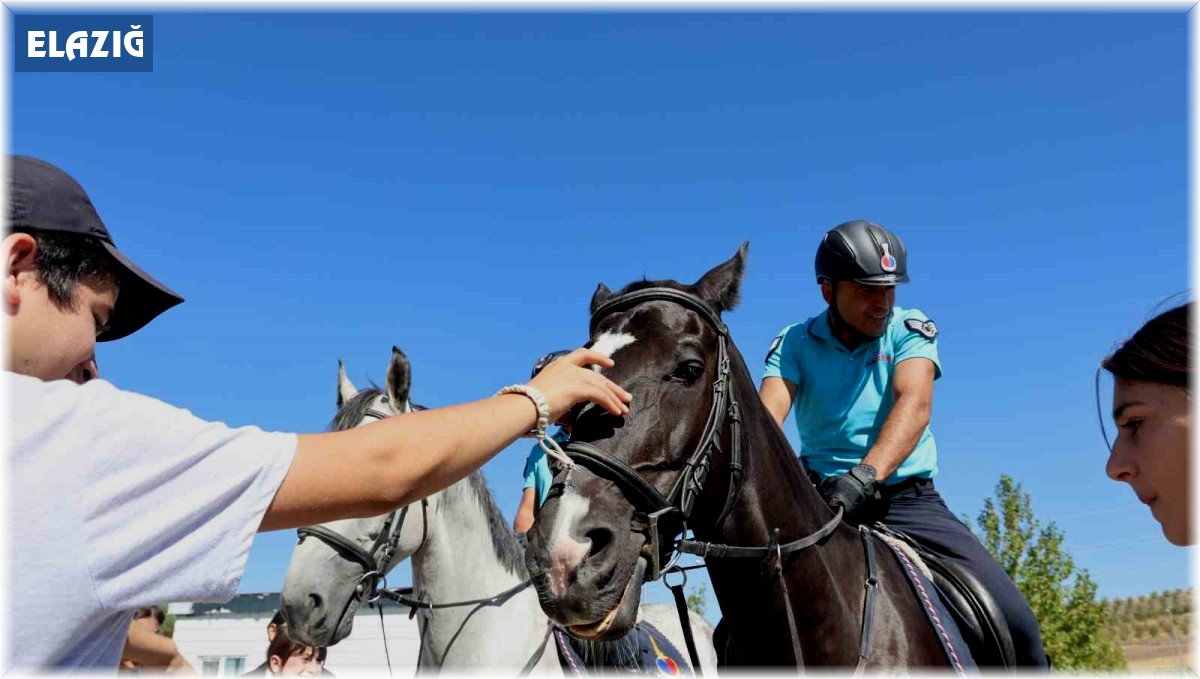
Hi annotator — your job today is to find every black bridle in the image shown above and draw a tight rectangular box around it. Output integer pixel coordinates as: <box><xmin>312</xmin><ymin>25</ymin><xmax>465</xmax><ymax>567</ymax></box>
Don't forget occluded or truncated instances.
<box><xmin>296</xmin><ymin>402</ymin><xmax>430</xmax><ymax>604</ymax></box>
<box><xmin>562</xmin><ymin>287</ymin><xmax>846</xmax><ymax>581</ymax></box>
<box><xmin>559</xmin><ymin>287</ymin><xmax>874</xmax><ymax>670</ymax></box>
<box><xmin>562</xmin><ymin>287</ymin><xmax>747</xmax><ymax>581</ymax></box>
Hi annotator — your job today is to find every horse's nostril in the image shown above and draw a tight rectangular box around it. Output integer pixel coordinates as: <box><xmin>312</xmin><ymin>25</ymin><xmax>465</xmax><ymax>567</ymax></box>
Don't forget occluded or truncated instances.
<box><xmin>585</xmin><ymin>528</ymin><xmax>612</xmax><ymax>559</ymax></box>
<box><xmin>308</xmin><ymin>593</ymin><xmax>323</xmax><ymax>615</ymax></box>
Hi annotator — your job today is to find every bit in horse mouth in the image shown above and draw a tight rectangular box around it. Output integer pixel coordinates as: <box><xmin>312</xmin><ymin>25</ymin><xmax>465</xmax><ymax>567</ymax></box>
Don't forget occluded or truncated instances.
<box><xmin>567</xmin><ymin>599</ymin><xmax>624</xmax><ymax>638</ymax></box>
<box><xmin>567</xmin><ymin>556</ymin><xmax>648</xmax><ymax>639</ymax></box>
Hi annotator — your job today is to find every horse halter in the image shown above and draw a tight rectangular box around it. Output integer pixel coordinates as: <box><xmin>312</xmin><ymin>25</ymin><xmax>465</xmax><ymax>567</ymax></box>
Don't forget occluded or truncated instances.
<box><xmin>296</xmin><ymin>401</ymin><xmax>429</xmax><ymax>603</ymax></box>
<box><xmin>561</xmin><ymin>287</ymin><xmax>745</xmax><ymax>581</ymax></box>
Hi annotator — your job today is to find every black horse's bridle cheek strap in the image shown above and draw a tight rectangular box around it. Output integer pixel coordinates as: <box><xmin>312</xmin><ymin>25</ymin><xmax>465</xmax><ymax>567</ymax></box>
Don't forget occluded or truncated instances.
<box><xmin>631</xmin><ymin>507</ymin><xmax>686</xmax><ymax>581</ymax></box>
<box><xmin>667</xmin><ymin>335</ymin><xmax>733</xmax><ymax>520</ymax></box>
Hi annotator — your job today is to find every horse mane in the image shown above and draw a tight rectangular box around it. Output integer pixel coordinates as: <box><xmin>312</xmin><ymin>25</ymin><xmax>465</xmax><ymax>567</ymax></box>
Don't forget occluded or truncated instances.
<box><xmin>329</xmin><ymin>387</ymin><xmax>385</xmax><ymax>432</ymax></box>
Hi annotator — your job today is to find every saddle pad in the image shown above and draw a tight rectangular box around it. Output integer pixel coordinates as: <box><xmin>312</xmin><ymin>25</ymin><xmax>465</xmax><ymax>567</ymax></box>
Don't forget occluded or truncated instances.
<box><xmin>878</xmin><ymin>535</ymin><xmax>978</xmax><ymax>675</ymax></box>
<box><xmin>875</xmin><ymin>530</ymin><xmax>933</xmax><ymax>581</ymax></box>
<box><xmin>553</xmin><ymin>622</ymin><xmax>692</xmax><ymax>677</ymax></box>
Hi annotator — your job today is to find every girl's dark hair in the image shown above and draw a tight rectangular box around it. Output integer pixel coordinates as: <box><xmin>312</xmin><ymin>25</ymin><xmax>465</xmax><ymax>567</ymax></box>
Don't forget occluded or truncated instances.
<box><xmin>1102</xmin><ymin>302</ymin><xmax>1191</xmax><ymax>388</ymax></box>
<box><xmin>267</xmin><ymin>624</ymin><xmax>327</xmax><ymax>670</ymax></box>
<box><xmin>133</xmin><ymin>606</ymin><xmax>165</xmax><ymax>627</ymax></box>
<box><xmin>9</xmin><ymin>227</ymin><xmax>119</xmax><ymax>309</ymax></box>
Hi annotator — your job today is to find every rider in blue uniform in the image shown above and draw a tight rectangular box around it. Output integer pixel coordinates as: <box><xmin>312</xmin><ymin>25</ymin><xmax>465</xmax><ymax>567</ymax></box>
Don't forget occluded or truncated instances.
<box><xmin>759</xmin><ymin>220</ymin><xmax>1047</xmax><ymax>668</ymax></box>
<box><xmin>514</xmin><ymin>350</ymin><xmax>573</xmax><ymax>535</ymax></box>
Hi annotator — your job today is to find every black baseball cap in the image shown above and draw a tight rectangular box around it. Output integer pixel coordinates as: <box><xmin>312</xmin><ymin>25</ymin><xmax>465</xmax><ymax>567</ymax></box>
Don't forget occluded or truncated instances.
<box><xmin>9</xmin><ymin>155</ymin><xmax>184</xmax><ymax>341</ymax></box>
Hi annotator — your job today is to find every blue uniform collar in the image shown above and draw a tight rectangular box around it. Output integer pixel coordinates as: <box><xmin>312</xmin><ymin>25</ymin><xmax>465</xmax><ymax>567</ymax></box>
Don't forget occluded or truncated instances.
<box><xmin>806</xmin><ymin>308</ymin><xmax>836</xmax><ymax>342</ymax></box>
<box><xmin>806</xmin><ymin>307</ymin><xmax>886</xmax><ymax>354</ymax></box>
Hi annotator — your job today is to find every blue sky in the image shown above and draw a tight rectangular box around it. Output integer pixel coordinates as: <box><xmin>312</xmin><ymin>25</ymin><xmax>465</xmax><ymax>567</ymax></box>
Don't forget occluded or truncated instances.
<box><xmin>12</xmin><ymin>10</ymin><xmax>1189</xmax><ymax>622</ymax></box>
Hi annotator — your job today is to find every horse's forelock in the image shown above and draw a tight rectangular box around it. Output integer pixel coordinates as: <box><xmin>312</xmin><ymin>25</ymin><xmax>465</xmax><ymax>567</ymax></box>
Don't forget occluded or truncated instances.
<box><xmin>329</xmin><ymin>387</ymin><xmax>386</xmax><ymax>432</ymax></box>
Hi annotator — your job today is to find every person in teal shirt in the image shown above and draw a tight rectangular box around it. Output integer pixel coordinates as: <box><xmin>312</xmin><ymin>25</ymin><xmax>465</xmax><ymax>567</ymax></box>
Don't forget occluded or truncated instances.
<box><xmin>759</xmin><ymin>220</ymin><xmax>1047</xmax><ymax>668</ymax></box>
<box><xmin>514</xmin><ymin>350</ymin><xmax>573</xmax><ymax>534</ymax></box>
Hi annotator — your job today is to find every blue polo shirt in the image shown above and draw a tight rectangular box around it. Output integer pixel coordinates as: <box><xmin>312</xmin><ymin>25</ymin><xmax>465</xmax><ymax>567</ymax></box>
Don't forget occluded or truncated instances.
<box><xmin>763</xmin><ymin>306</ymin><xmax>942</xmax><ymax>484</ymax></box>
<box><xmin>523</xmin><ymin>428</ymin><xmax>572</xmax><ymax>507</ymax></box>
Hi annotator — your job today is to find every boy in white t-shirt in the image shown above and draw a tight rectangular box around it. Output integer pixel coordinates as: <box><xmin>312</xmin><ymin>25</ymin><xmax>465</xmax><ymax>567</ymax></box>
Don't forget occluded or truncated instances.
<box><xmin>4</xmin><ymin>155</ymin><xmax>633</xmax><ymax>673</ymax></box>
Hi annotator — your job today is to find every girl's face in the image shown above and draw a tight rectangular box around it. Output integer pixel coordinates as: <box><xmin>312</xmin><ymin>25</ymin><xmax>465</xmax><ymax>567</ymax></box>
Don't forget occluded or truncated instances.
<box><xmin>270</xmin><ymin>647</ymin><xmax>324</xmax><ymax>677</ymax></box>
<box><xmin>1106</xmin><ymin>377</ymin><xmax>1191</xmax><ymax>545</ymax></box>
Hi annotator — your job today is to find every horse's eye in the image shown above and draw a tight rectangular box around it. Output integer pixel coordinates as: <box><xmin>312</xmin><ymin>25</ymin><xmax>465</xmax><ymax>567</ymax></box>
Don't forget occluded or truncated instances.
<box><xmin>670</xmin><ymin>361</ymin><xmax>705</xmax><ymax>384</ymax></box>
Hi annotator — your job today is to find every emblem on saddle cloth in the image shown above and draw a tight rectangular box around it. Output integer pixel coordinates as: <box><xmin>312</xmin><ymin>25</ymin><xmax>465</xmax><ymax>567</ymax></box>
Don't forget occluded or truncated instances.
<box><xmin>648</xmin><ymin>634</ymin><xmax>681</xmax><ymax>676</ymax></box>
<box><xmin>905</xmin><ymin>318</ymin><xmax>938</xmax><ymax>340</ymax></box>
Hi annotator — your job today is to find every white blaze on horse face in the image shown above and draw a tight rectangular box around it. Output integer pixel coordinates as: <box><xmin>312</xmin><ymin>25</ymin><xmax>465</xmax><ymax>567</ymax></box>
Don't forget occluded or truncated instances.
<box><xmin>546</xmin><ymin>488</ymin><xmax>592</xmax><ymax>599</ymax></box>
<box><xmin>590</xmin><ymin>332</ymin><xmax>637</xmax><ymax>372</ymax></box>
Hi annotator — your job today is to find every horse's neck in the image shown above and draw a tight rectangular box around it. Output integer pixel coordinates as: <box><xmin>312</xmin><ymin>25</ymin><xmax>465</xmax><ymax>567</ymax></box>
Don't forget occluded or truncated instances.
<box><xmin>702</xmin><ymin>344</ymin><xmax>848</xmax><ymax>544</ymax></box>
<box><xmin>700</xmin><ymin>345</ymin><xmax>865</xmax><ymax>661</ymax></box>
<box><xmin>413</xmin><ymin>484</ymin><xmax>527</xmax><ymax>600</ymax></box>
<box><xmin>410</xmin><ymin>480</ymin><xmax>554</xmax><ymax>670</ymax></box>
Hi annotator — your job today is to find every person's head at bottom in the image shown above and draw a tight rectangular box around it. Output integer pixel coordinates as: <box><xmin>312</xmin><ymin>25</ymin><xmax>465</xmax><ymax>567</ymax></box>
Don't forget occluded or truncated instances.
<box><xmin>267</xmin><ymin>625</ymin><xmax>326</xmax><ymax>677</ymax></box>
<box><xmin>266</xmin><ymin>610</ymin><xmax>285</xmax><ymax>642</ymax></box>
<box><xmin>1103</xmin><ymin>301</ymin><xmax>1191</xmax><ymax>546</ymax></box>
<box><xmin>130</xmin><ymin>606</ymin><xmax>165</xmax><ymax>635</ymax></box>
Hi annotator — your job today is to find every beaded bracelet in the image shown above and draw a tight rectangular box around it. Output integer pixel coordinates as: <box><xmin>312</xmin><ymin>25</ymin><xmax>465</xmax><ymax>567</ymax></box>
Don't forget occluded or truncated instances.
<box><xmin>495</xmin><ymin>384</ymin><xmax>550</xmax><ymax>439</ymax></box>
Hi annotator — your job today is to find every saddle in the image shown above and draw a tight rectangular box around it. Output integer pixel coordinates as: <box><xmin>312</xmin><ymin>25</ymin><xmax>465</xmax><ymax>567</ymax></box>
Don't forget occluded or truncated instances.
<box><xmin>710</xmin><ymin>522</ymin><xmax>1016</xmax><ymax>670</ymax></box>
<box><xmin>872</xmin><ymin>522</ymin><xmax>1017</xmax><ymax>669</ymax></box>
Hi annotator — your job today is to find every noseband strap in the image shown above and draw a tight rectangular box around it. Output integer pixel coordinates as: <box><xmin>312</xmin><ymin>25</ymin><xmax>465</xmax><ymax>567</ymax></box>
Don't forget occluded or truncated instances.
<box><xmin>298</xmin><ymin>522</ymin><xmax>389</xmax><ymax>574</ymax></box>
<box><xmin>565</xmin><ymin>443</ymin><xmax>675</xmax><ymax>516</ymax></box>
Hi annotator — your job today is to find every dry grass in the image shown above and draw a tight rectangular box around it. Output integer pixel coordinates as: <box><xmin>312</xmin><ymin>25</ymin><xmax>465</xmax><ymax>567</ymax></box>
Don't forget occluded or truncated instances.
<box><xmin>1119</xmin><ymin>637</ymin><xmax>1194</xmax><ymax>673</ymax></box>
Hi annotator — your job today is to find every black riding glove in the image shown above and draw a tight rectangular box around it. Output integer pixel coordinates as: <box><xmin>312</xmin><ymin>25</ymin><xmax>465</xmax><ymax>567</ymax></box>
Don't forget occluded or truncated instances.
<box><xmin>819</xmin><ymin>464</ymin><xmax>880</xmax><ymax>516</ymax></box>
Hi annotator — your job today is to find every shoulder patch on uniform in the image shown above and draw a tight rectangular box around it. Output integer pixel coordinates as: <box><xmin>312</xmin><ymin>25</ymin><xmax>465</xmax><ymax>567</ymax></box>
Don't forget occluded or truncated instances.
<box><xmin>905</xmin><ymin>318</ymin><xmax>938</xmax><ymax>340</ymax></box>
<box><xmin>765</xmin><ymin>335</ymin><xmax>783</xmax><ymax>364</ymax></box>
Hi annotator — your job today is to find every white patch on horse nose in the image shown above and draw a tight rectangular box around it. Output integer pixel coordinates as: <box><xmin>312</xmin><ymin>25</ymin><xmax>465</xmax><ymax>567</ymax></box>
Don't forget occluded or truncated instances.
<box><xmin>590</xmin><ymin>332</ymin><xmax>637</xmax><ymax>372</ymax></box>
<box><xmin>546</xmin><ymin>489</ymin><xmax>592</xmax><ymax>599</ymax></box>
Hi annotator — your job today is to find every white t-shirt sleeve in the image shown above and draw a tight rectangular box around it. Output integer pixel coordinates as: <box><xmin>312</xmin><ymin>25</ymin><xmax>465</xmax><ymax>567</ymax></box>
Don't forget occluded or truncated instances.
<box><xmin>12</xmin><ymin>374</ymin><xmax>297</xmax><ymax>612</ymax></box>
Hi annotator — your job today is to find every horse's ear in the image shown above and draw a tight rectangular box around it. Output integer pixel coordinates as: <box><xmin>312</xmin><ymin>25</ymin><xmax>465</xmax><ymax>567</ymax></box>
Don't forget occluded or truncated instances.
<box><xmin>590</xmin><ymin>283</ymin><xmax>613</xmax><ymax>316</ymax></box>
<box><xmin>337</xmin><ymin>360</ymin><xmax>358</xmax><ymax>408</ymax></box>
<box><xmin>386</xmin><ymin>346</ymin><xmax>412</xmax><ymax>408</ymax></box>
<box><xmin>693</xmin><ymin>242</ymin><xmax>748</xmax><ymax>314</ymax></box>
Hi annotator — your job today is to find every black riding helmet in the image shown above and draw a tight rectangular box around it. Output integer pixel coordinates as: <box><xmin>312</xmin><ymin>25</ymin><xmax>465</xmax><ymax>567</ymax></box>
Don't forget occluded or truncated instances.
<box><xmin>815</xmin><ymin>220</ymin><xmax>910</xmax><ymax>286</ymax></box>
<box><xmin>531</xmin><ymin>350</ymin><xmax>572</xmax><ymax>380</ymax></box>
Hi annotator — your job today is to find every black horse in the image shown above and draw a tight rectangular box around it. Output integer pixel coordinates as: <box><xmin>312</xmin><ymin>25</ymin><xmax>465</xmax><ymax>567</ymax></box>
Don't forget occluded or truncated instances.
<box><xmin>525</xmin><ymin>244</ymin><xmax>956</xmax><ymax>668</ymax></box>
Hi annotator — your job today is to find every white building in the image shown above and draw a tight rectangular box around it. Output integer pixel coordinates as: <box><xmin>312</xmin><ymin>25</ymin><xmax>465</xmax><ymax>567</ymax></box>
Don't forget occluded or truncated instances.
<box><xmin>168</xmin><ymin>593</ymin><xmax>421</xmax><ymax>677</ymax></box>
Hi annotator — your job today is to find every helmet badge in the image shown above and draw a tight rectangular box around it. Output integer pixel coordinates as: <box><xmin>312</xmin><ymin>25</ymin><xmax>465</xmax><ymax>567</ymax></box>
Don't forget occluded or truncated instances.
<box><xmin>879</xmin><ymin>242</ymin><xmax>897</xmax><ymax>272</ymax></box>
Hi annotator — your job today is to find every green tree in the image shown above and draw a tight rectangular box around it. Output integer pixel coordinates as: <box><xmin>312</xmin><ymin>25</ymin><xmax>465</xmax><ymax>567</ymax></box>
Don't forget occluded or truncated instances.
<box><xmin>685</xmin><ymin>583</ymin><xmax>708</xmax><ymax>619</ymax></box>
<box><xmin>973</xmin><ymin>476</ymin><xmax>1126</xmax><ymax>670</ymax></box>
